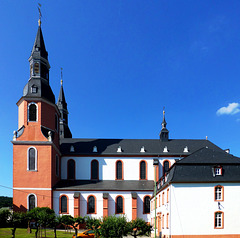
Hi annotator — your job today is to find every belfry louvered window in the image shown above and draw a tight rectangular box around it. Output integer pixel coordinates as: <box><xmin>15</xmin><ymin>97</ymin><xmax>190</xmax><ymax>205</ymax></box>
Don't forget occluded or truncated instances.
<box><xmin>88</xmin><ymin>195</ymin><xmax>95</xmax><ymax>214</ymax></box>
<box><xmin>163</xmin><ymin>160</ymin><xmax>170</xmax><ymax>174</ymax></box>
<box><xmin>116</xmin><ymin>161</ymin><xmax>123</xmax><ymax>180</ymax></box>
<box><xmin>140</xmin><ymin>161</ymin><xmax>146</xmax><ymax>179</ymax></box>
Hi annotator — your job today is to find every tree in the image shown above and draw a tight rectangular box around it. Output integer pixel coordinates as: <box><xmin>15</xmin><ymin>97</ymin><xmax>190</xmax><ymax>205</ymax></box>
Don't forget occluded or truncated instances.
<box><xmin>99</xmin><ymin>216</ymin><xmax>130</xmax><ymax>238</ymax></box>
<box><xmin>0</xmin><ymin>208</ymin><xmax>10</xmax><ymax>228</ymax></box>
<box><xmin>128</xmin><ymin>218</ymin><xmax>151</xmax><ymax>238</ymax></box>
<box><xmin>49</xmin><ymin>215</ymin><xmax>62</xmax><ymax>238</ymax></box>
<box><xmin>7</xmin><ymin>212</ymin><xmax>27</xmax><ymax>238</ymax></box>
<box><xmin>85</xmin><ymin>216</ymin><xmax>101</xmax><ymax>237</ymax></box>
<box><xmin>61</xmin><ymin>215</ymin><xmax>85</xmax><ymax>238</ymax></box>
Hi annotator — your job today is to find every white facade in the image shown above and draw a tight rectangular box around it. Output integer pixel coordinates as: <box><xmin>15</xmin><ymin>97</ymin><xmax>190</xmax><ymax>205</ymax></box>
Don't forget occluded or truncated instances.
<box><xmin>151</xmin><ymin>183</ymin><xmax>240</xmax><ymax>237</ymax></box>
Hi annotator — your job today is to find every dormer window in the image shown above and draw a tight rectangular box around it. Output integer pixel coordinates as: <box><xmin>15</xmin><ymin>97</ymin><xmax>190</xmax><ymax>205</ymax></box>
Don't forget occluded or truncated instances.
<box><xmin>70</xmin><ymin>145</ymin><xmax>75</xmax><ymax>152</ymax></box>
<box><xmin>93</xmin><ymin>146</ymin><xmax>97</xmax><ymax>152</ymax></box>
<box><xmin>215</xmin><ymin>167</ymin><xmax>222</xmax><ymax>176</ymax></box>
<box><xmin>183</xmin><ymin>146</ymin><xmax>188</xmax><ymax>153</ymax></box>
<box><xmin>213</xmin><ymin>166</ymin><xmax>223</xmax><ymax>177</ymax></box>
<box><xmin>31</xmin><ymin>85</ymin><xmax>38</xmax><ymax>94</ymax></box>
<box><xmin>163</xmin><ymin>146</ymin><xmax>168</xmax><ymax>153</ymax></box>
<box><xmin>140</xmin><ymin>146</ymin><xmax>145</xmax><ymax>153</ymax></box>
<box><xmin>117</xmin><ymin>146</ymin><xmax>122</xmax><ymax>153</ymax></box>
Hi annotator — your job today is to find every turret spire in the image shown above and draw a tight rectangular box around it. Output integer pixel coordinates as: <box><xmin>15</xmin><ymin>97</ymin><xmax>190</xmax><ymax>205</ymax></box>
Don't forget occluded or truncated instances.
<box><xmin>57</xmin><ymin>69</ymin><xmax>72</xmax><ymax>139</ymax></box>
<box><xmin>159</xmin><ymin>108</ymin><xmax>169</xmax><ymax>141</ymax></box>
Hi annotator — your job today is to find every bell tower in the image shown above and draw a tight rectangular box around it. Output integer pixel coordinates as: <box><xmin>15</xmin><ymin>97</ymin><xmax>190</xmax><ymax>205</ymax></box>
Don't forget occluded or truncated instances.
<box><xmin>12</xmin><ymin>17</ymin><xmax>61</xmax><ymax>212</ymax></box>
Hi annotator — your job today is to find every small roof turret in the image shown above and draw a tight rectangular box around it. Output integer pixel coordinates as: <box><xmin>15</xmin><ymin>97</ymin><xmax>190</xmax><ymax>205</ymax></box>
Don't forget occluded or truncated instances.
<box><xmin>159</xmin><ymin>109</ymin><xmax>169</xmax><ymax>142</ymax></box>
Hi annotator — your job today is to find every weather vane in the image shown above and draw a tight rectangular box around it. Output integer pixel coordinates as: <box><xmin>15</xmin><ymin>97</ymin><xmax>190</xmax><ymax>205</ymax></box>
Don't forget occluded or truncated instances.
<box><xmin>61</xmin><ymin>67</ymin><xmax>63</xmax><ymax>85</ymax></box>
<box><xmin>38</xmin><ymin>3</ymin><xmax>42</xmax><ymax>26</ymax></box>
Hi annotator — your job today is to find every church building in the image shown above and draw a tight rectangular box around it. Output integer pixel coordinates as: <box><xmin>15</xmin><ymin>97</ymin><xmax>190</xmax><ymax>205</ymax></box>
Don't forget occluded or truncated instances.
<box><xmin>12</xmin><ymin>19</ymin><xmax>240</xmax><ymax>238</ymax></box>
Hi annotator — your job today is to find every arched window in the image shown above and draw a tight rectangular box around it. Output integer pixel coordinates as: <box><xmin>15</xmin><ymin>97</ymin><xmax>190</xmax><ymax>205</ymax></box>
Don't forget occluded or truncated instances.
<box><xmin>28</xmin><ymin>147</ymin><xmax>37</xmax><ymax>171</ymax></box>
<box><xmin>91</xmin><ymin>160</ymin><xmax>99</xmax><ymax>180</ymax></box>
<box><xmin>140</xmin><ymin>160</ymin><xmax>147</xmax><ymax>180</ymax></box>
<box><xmin>67</xmin><ymin>159</ymin><xmax>75</xmax><ymax>180</ymax></box>
<box><xmin>143</xmin><ymin>195</ymin><xmax>150</xmax><ymax>214</ymax></box>
<box><xmin>28</xmin><ymin>103</ymin><xmax>37</xmax><ymax>122</ymax></box>
<box><xmin>28</xmin><ymin>194</ymin><xmax>36</xmax><ymax>211</ymax></box>
<box><xmin>60</xmin><ymin>195</ymin><xmax>68</xmax><ymax>213</ymax></box>
<box><xmin>56</xmin><ymin>155</ymin><xmax>59</xmax><ymax>177</ymax></box>
<box><xmin>163</xmin><ymin>160</ymin><xmax>170</xmax><ymax>175</ymax></box>
<box><xmin>87</xmin><ymin>195</ymin><xmax>96</xmax><ymax>214</ymax></box>
<box><xmin>116</xmin><ymin>160</ymin><xmax>123</xmax><ymax>180</ymax></box>
<box><xmin>116</xmin><ymin>196</ymin><xmax>124</xmax><ymax>214</ymax></box>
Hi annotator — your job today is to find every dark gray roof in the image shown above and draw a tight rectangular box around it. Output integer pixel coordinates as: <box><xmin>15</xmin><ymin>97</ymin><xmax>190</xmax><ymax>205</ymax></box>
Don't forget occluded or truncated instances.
<box><xmin>57</xmin><ymin>83</ymin><xmax>67</xmax><ymax>110</ymax></box>
<box><xmin>60</xmin><ymin>138</ymin><xmax>223</xmax><ymax>156</ymax></box>
<box><xmin>54</xmin><ymin>180</ymin><xmax>154</xmax><ymax>191</ymax></box>
<box><xmin>31</xmin><ymin>26</ymin><xmax>48</xmax><ymax>60</ymax></box>
<box><xmin>158</xmin><ymin>148</ymin><xmax>240</xmax><ymax>192</ymax></box>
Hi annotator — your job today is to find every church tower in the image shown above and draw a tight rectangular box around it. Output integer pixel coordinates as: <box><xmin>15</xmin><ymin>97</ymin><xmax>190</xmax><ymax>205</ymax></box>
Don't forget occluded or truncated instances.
<box><xmin>12</xmin><ymin>19</ymin><xmax>61</xmax><ymax>211</ymax></box>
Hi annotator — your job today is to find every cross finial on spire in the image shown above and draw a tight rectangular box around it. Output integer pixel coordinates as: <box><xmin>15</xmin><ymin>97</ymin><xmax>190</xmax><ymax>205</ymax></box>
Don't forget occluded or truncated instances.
<box><xmin>61</xmin><ymin>67</ymin><xmax>63</xmax><ymax>85</ymax></box>
<box><xmin>38</xmin><ymin>3</ymin><xmax>42</xmax><ymax>26</ymax></box>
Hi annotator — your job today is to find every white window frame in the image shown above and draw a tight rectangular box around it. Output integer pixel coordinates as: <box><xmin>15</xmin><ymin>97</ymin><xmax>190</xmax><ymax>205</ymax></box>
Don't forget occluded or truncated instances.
<box><xmin>215</xmin><ymin>186</ymin><xmax>222</xmax><ymax>200</ymax></box>
<box><xmin>215</xmin><ymin>212</ymin><xmax>223</xmax><ymax>228</ymax></box>
<box><xmin>215</xmin><ymin>168</ymin><xmax>222</xmax><ymax>175</ymax></box>
<box><xmin>27</xmin><ymin>193</ymin><xmax>37</xmax><ymax>211</ymax></box>
<box><xmin>27</xmin><ymin>147</ymin><xmax>38</xmax><ymax>171</ymax></box>
<box><xmin>28</xmin><ymin>102</ymin><xmax>38</xmax><ymax>122</ymax></box>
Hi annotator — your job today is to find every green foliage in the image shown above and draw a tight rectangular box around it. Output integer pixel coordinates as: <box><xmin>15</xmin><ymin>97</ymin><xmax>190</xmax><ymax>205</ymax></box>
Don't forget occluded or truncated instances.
<box><xmin>99</xmin><ymin>215</ymin><xmax>130</xmax><ymax>238</ymax></box>
<box><xmin>0</xmin><ymin>196</ymin><xmax>13</xmax><ymax>209</ymax></box>
<box><xmin>85</xmin><ymin>216</ymin><xmax>101</xmax><ymax>237</ymax></box>
<box><xmin>128</xmin><ymin>218</ymin><xmax>151</xmax><ymax>238</ymax></box>
<box><xmin>0</xmin><ymin>208</ymin><xmax>10</xmax><ymax>228</ymax></box>
<box><xmin>7</xmin><ymin>212</ymin><xmax>27</xmax><ymax>238</ymax></box>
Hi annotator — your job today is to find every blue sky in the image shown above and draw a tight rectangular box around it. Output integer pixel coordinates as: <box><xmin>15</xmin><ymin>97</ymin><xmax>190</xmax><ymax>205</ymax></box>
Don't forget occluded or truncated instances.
<box><xmin>1</xmin><ymin>0</ymin><xmax>240</xmax><ymax>197</ymax></box>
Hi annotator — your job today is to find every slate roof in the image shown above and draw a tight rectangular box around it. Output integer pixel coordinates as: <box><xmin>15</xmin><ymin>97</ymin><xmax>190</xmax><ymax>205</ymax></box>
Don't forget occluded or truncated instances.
<box><xmin>54</xmin><ymin>180</ymin><xmax>154</xmax><ymax>191</ymax></box>
<box><xmin>60</xmin><ymin>138</ymin><xmax>223</xmax><ymax>156</ymax></box>
<box><xmin>157</xmin><ymin>148</ymin><xmax>240</xmax><ymax>192</ymax></box>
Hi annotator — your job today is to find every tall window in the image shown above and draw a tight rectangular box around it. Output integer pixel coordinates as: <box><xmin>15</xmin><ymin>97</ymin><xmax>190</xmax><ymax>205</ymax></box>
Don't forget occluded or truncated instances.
<box><xmin>28</xmin><ymin>194</ymin><xmax>36</xmax><ymax>211</ymax></box>
<box><xmin>116</xmin><ymin>160</ymin><xmax>123</xmax><ymax>180</ymax></box>
<box><xmin>60</xmin><ymin>195</ymin><xmax>68</xmax><ymax>213</ymax></box>
<box><xmin>88</xmin><ymin>195</ymin><xmax>96</xmax><ymax>214</ymax></box>
<box><xmin>143</xmin><ymin>196</ymin><xmax>150</xmax><ymax>214</ymax></box>
<box><xmin>28</xmin><ymin>103</ymin><xmax>37</xmax><ymax>122</ymax></box>
<box><xmin>215</xmin><ymin>212</ymin><xmax>223</xmax><ymax>228</ymax></box>
<box><xmin>116</xmin><ymin>196</ymin><xmax>124</xmax><ymax>214</ymax></box>
<box><xmin>215</xmin><ymin>186</ymin><xmax>223</xmax><ymax>201</ymax></box>
<box><xmin>140</xmin><ymin>160</ymin><xmax>146</xmax><ymax>180</ymax></box>
<box><xmin>167</xmin><ymin>213</ymin><xmax>169</xmax><ymax>229</ymax></box>
<box><xmin>163</xmin><ymin>160</ymin><xmax>170</xmax><ymax>174</ymax></box>
<box><xmin>162</xmin><ymin>214</ymin><xmax>165</xmax><ymax>229</ymax></box>
<box><xmin>56</xmin><ymin>155</ymin><xmax>59</xmax><ymax>177</ymax></box>
<box><xmin>28</xmin><ymin>147</ymin><xmax>36</xmax><ymax>171</ymax></box>
<box><xmin>167</xmin><ymin>188</ymin><xmax>169</xmax><ymax>203</ymax></box>
<box><xmin>67</xmin><ymin>159</ymin><xmax>75</xmax><ymax>180</ymax></box>
<box><xmin>91</xmin><ymin>160</ymin><xmax>99</xmax><ymax>180</ymax></box>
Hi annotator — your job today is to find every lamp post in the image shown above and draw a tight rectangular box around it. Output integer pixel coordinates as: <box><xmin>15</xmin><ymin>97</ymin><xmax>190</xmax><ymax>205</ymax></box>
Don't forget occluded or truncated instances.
<box><xmin>153</xmin><ymin>158</ymin><xmax>159</xmax><ymax>238</ymax></box>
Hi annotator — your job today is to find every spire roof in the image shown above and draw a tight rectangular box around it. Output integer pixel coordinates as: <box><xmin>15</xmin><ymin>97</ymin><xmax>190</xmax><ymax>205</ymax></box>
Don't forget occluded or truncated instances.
<box><xmin>31</xmin><ymin>25</ymin><xmax>48</xmax><ymax>60</ymax></box>
<box><xmin>57</xmin><ymin>80</ymin><xmax>67</xmax><ymax>109</ymax></box>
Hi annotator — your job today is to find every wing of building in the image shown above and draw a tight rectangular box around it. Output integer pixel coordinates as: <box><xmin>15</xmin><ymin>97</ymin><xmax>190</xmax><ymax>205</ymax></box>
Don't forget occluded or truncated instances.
<box><xmin>12</xmin><ymin>19</ymin><xmax>240</xmax><ymax>238</ymax></box>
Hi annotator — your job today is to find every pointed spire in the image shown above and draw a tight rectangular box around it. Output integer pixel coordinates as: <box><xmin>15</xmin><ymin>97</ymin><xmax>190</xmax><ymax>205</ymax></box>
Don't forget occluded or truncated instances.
<box><xmin>159</xmin><ymin>108</ymin><xmax>169</xmax><ymax>142</ymax></box>
<box><xmin>57</xmin><ymin>69</ymin><xmax>72</xmax><ymax>139</ymax></box>
<box><xmin>57</xmin><ymin>68</ymin><xmax>67</xmax><ymax>109</ymax></box>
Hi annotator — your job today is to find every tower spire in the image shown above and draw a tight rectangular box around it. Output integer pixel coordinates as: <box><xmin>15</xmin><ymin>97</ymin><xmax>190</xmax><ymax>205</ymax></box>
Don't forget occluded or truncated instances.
<box><xmin>38</xmin><ymin>3</ymin><xmax>42</xmax><ymax>27</ymax></box>
<box><xmin>159</xmin><ymin>108</ymin><xmax>169</xmax><ymax>141</ymax></box>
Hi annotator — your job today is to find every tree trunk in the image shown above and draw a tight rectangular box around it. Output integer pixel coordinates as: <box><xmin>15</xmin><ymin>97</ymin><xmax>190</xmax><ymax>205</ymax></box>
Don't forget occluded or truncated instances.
<box><xmin>75</xmin><ymin>228</ymin><xmax>78</xmax><ymax>238</ymax></box>
<box><xmin>11</xmin><ymin>227</ymin><xmax>16</xmax><ymax>238</ymax></box>
<box><xmin>54</xmin><ymin>227</ymin><xmax>57</xmax><ymax>238</ymax></box>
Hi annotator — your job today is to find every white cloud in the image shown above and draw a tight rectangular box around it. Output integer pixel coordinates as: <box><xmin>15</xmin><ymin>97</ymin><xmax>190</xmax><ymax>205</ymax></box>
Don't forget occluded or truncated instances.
<box><xmin>216</xmin><ymin>103</ymin><xmax>240</xmax><ymax>116</ymax></box>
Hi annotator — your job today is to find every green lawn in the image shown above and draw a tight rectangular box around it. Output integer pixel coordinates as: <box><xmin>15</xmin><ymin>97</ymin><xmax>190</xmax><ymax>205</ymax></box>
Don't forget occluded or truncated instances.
<box><xmin>0</xmin><ymin>228</ymin><xmax>74</xmax><ymax>238</ymax></box>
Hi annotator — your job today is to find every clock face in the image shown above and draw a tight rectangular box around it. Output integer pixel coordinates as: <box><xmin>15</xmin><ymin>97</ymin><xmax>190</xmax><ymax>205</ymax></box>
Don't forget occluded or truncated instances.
<box><xmin>34</xmin><ymin>63</ymin><xmax>39</xmax><ymax>74</ymax></box>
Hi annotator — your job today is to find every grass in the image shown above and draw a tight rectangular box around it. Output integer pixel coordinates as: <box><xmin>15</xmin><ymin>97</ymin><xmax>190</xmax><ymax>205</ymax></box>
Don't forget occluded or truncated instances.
<box><xmin>0</xmin><ymin>228</ymin><xmax>75</xmax><ymax>238</ymax></box>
